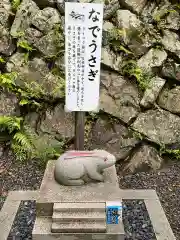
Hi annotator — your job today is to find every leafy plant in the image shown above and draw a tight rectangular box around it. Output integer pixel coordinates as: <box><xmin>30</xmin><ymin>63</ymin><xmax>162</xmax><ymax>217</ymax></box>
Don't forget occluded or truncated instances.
<box><xmin>0</xmin><ymin>56</ymin><xmax>5</xmax><ymax>63</ymax></box>
<box><xmin>0</xmin><ymin>72</ymin><xmax>43</xmax><ymax>110</ymax></box>
<box><xmin>87</xmin><ymin>112</ymin><xmax>99</xmax><ymax>121</ymax></box>
<box><xmin>19</xmin><ymin>98</ymin><xmax>42</xmax><ymax>109</ymax></box>
<box><xmin>152</xmin><ymin>41</ymin><xmax>164</xmax><ymax>50</ymax></box>
<box><xmin>119</xmin><ymin>45</ymin><xmax>133</xmax><ymax>55</ymax></box>
<box><xmin>17</xmin><ymin>40</ymin><xmax>34</xmax><ymax>61</ymax></box>
<box><xmin>51</xmin><ymin>67</ymin><xmax>64</xmax><ymax>77</ymax></box>
<box><xmin>35</xmin><ymin>144</ymin><xmax>61</xmax><ymax>168</ymax></box>
<box><xmin>12</xmin><ymin>129</ymin><xmax>36</xmax><ymax>161</ymax></box>
<box><xmin>0</xmin><ymin>116</ymin><xmax>22</xmax><ymax>133</ymax></box>
<box><xmin>122</xmin><ymin>60</ymin><xmax>151</xmax><ymax>90</ymax></box>
<box><xmin>166</xmin><ymin>149</ymin><xmax>180</xmax><ymax>159</ymax></box>
<box><xmin>109</xmin><ymin>28</ymin><xmax>126</xmax><ymax>41</ymax></box>
<box><xmin>11</xmin><ymin>31</ymin><xmax>25</xmax><ymax>38</ymax></box>
<box><xmin>50</xmin><ymin>24</ymin><xmax>65</xmax><ymax>60</ymax></box>
<box><xmin>0</xmin><ymin>116</ymin><xmax>34</xmax><ymax>161</ymax></box>
<box><xmin>51</xmin><ymin>77</ymin><xmax>65</xmax><ymax>97</ymax></box>
<box><xmin>132</xmin><ymin>131</ymin><xmax>144</xmax><ymax>140</ymax></box>
<box><xmin>17</xmin><ymin>85</ymin><xmax>41</xmax><ymax>99</ymax></box>
<box><xmin>18</xmin><ymin>86</ymin><xmax>45</xmax><ymax>110</ymax></box>
<box><xmin>159</xmin><ymin>144</ymin><xmax>180</xmax><ymax>160</ymax></box>
<box><xmin>11</xmin><ymin>0</ymin><xmax>21</xmax><ymax>12</ymax></box>
<box><xmin>107</xmin><ymin>28</ymin><xmax>128</xmax><ymax>51</ymax></box>
<box><xmin>0</xmin><ymin>116</ymin><xmax>63</xmax><ymax>163</ymax></box>
<box><xmin>175</xmin><ymin>4</ymin><xmax>180</xmax><ymax>9</ymax></box>
<box><xmin>0</xmin><ymin>72</ymin><xmax>17</xmax><ymax>91</ymax></box>
<box><xmin>19</xmin><ymin>98</ymin><xmax>40</xmax><ymax>106</ymax></box>
<box><xmin>153</xmin><ymin>8</ymin><xmax>177</xmax><ymax>22</ymax></box>
<box><xmin>84</xmin><ymin>121</ymin><xmax>93</xmax><ymax>146</ymax></box>
<box><xmin>17</xmin><ymin>40</ymin><xmax>33</xmax><ymax>52</ymax></box>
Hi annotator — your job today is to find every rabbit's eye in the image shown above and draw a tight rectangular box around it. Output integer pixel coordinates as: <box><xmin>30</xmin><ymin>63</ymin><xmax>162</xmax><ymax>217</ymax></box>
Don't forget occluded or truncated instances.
<box><xmin>104</xmin><ymin>158</ymin><xmax>107</xmax><ymax>162</ymax></box>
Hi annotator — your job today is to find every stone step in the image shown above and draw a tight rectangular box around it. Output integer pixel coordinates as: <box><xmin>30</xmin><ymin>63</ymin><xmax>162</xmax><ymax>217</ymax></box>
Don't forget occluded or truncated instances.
<box><xmin>51</xmin><ymin>221</ymin><xmax>106</xmax><ymax>233</ymax></box>
<box><xmin>52</xmin><ymin>211</ymin><xmax>106</xmax><ymax>223</ymax></box>
<box><xmin>33</xmin><ymin>216</ymin><xmax>125</xmax><ymax>239</ymax></box>
<box><xmin>53</xmin><ymin>202</ymin><xmax>105</xmax><ymax>213</ymax></box>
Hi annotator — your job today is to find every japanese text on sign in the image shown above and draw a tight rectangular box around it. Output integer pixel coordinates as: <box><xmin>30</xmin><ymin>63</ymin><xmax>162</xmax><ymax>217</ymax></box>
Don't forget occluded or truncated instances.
<box><xmin>65</xmin><ymin>3</ymin><xmax>103</xmax><ymax>112</ymax></box>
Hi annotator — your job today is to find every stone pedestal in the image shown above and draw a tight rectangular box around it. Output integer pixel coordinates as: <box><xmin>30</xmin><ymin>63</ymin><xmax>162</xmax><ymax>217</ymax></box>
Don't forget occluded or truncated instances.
<box><xmin>32</xmin><ymin>161</ymin><xmax>125</xmax><ymax>240</ymax></box>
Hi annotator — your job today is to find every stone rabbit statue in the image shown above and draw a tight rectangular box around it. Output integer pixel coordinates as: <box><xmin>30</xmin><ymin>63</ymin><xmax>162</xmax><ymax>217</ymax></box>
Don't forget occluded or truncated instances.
<box><xmin>54</xmin><ymin>149</ymin><xmax>116</xmax><ymax>186</ymax></box>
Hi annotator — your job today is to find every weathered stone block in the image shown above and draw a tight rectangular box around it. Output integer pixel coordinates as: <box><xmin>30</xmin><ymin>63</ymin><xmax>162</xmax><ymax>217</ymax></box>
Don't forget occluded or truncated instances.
<box><xmin>131</xmin><ymin>109</ymin><xmax>180</xmax><ymax>145</ymax></box>
<box><xmin>100</xmin><ymin>70</ymin><xmax>140</xmax><ymax>124</ymax></box>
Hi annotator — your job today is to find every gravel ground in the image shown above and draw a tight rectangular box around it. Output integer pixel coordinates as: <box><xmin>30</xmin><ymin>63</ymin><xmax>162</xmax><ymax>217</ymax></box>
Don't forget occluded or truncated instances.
<box><xmin>0</xmin><ymin>151</ymin><xmax>44</xmax><ymax>210</ymax></box>
<box><xmin>8</xmin><ymin>201</ymin><xmax>36</xmax><ymax>240</ymax></box>
<box><xmin>7</xmin><ymin>200</ymin><xmax>156</xmax><ymax>240</ymax></box>
<box><xmin>123</xmin><ymin>200</ymin><xmax>156</xmax><ymax>240</ymax></box>
<box><xmin>117</xmin><ymin>160</ymin><xmax>180</xmax><ymax>240</ymax></box>
<box><xmin>1</xmin><ymin>150</ymin><xmax>179</xmax><ymax>239</ymax></box>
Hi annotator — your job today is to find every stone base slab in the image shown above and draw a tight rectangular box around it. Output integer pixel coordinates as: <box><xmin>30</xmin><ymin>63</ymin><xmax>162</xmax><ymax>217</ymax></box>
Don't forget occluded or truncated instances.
<box><xmin>32</xmin><ymin>216</ymin><xmax>124</xmax><ymax>240</ymax></box>
<box><xmin>0</xmin><ymin>189</ymin><xmax>176</xmax><ymax>240</ymax></box>
<box><xmin>0</xmin><ymin>160</ymin><xmax>176</xmax><ymax>240</ymax></box>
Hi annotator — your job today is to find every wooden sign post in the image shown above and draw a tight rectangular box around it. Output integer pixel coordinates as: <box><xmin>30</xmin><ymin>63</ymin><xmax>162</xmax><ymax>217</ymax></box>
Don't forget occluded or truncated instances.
<box><xmin>65</xmin><ymin>2</ymin><xmax>104</xmax><ymax>150</ymax></box>
<box><xmin>75</xmin><ymin>112</ymin><xmax>85</xmax><ymax>150</ymax></box>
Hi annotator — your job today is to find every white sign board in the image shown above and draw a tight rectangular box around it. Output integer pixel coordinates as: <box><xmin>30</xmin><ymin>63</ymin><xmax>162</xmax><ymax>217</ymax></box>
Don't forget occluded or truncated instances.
<box><xmin>65</xmin><ymin>2</ymin><xmax>103</xmax><ymax>112</ymax></box>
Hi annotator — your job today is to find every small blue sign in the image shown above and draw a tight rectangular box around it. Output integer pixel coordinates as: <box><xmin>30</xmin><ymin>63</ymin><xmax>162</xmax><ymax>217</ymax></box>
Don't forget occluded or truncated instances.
<box><xmin>106</xmin><ymin>205</ymin><xmax>122</xmax><ymax>224</ymax></box>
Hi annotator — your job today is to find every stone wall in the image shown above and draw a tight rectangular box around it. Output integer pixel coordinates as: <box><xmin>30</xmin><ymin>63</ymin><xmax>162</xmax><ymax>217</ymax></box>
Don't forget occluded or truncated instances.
<box><xmin>0</xmin><ymin>0</ymin><xmax>180</xmax><ymax>172</ymax></box>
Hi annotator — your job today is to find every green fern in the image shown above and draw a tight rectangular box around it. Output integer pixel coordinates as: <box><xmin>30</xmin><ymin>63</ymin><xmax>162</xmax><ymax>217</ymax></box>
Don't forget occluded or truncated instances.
<box><xmin>0</xmin><ymin>116</ymin><xmax>36</xmax><ymax>161</ymax></box>
<box><xmin>11</xmin><ymin>143</ymin><xmax>28</xmax><ymax>162</ymax></box>
<box><xmin>11</xmin><ymin>125</ymin><xmax>37</xmax><ymax>161</ymax></box>
<box><xmin>0</xmin><ymin>116</ymin><xmax>23</xmax><ymax>133</ymax></box>
<box><xmin>13</xmin><ymin>131</ymin><xmax>34</xmax><ymax>151</ymax></box>
<box><xmin>0</xmin><ymin>115</ymin><xmax>64</xmax><ymax>163</ymax></box>
<box><xmin>12</xmin><ymin>125</ymin><xmax>62</xmax><ymax>163</ymax></box>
